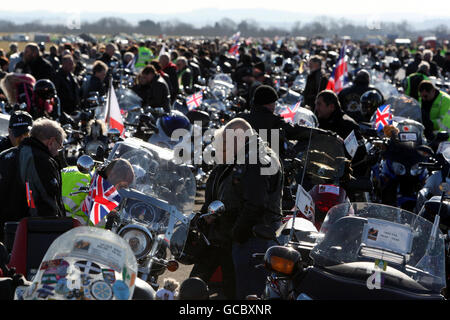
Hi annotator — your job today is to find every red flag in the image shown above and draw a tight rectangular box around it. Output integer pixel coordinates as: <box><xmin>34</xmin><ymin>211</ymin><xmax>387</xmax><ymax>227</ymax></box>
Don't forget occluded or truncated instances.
<box><xmin>104</xmin><ymin>81</ymin><xmax>125</xmax><ymax>136</ymax></box>
<box><xmin>326</xmin><ymin>46</ymin><xmax>348</xmax><ymax>93</ymax></box>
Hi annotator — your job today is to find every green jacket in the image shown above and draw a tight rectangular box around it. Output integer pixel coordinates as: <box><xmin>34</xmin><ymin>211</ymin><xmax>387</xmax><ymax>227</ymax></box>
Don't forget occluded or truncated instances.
<box><xmin>135</xmin><ymin>46</ymin><xmax>154</xmax><ymax>69</ymax></box>
<box><xmin>405</xmin><ymin>72</ymin><xmax>429</xmax><ymax>100</ymax></box>
<box><xmin>429</xmin><ymin>91</ymin><xmax>450</xmax><ymax>136</ymax></box>
<box><xmin>61</xmin><ymin>166</ymin><xmax>92</xmax><ymax>225</ymax></box>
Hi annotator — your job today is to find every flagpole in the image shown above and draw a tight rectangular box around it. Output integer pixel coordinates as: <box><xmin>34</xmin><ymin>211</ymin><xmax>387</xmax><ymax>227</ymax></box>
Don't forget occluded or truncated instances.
<box><xmin>105</xmin><ymin>77</ymin><xmax>113</xmax><ymax>129</ymax></box>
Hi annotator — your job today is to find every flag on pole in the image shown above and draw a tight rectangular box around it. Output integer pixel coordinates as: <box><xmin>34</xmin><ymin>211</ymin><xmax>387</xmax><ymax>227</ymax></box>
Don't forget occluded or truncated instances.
<box><xmin>230</xmin><ymin>31</ymin><xmax>241</xmax><ymax>42</ymax></box>
<box><xmin>326</xmin><ymin>46</ymin><xmax>348</xmax><ymax>93</ymax></box>
<box><xmin>229</xmin><ymin>31</ymin><xmax>241</xmax><ymax>58</ymax></box>
<box><xmin>81</xmin><ymin>173</ymin><xmax>121</xmax><ymax>226</ymax></box>
<box><xmin>186</xmin><ymin>91</ymin><xmax>203</xmax><ymax>111</ymax></box>
<box><xmin>279</xmin><ymin>101</ymin><xmax>301</xmax><ymax>123</ymax></box>
<box><xmin>374</xmin><ymin>104</ymin><xmax>393</xmax><ymax>131</ymax></box>
<box><xmin>158</xmin><ymin>43</ymin><xmax>167</xmax><ymax>58</ymax></box>
<box><xmin>104</xmin><ymin>80</ymin><xmax>125</xmax><ymax>136</ymax></box>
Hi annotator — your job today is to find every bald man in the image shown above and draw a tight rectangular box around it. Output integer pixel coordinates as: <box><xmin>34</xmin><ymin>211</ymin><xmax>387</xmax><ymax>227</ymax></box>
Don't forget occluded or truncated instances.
<box><xmin>196</xmin><ymin>118</ymin><xmax>283</xmax><ymax>299</ymax></box>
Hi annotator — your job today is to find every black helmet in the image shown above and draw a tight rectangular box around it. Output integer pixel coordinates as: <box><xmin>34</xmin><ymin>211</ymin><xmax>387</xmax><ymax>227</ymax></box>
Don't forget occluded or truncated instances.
<box><xmin>360</xmin><ymin>90</ymin><xmax>383</xmax><ymax>117</ymax></box>
<box><xmin>178</xmin><ymin>277</ymin><xmax>209</xmax><ymax>300</ymax></box>
<box><xmin>283</xmin><ymin>62</ymin><xmax>294</xmax><ymax>73</ymax></box>
<box><xmin>33</xmin><ymin>79</ymin><xmax>57</xmax><ymax>100</ymax></box>
<box><xmin>389</xmin><ymin>58</ymin><xmax>402</xmax><ymax>71</ymax></box>
<box><xmin>274</xmin><ymin>56</ymin><xmax>283</xmax><ymax>67</ymax></box>
<box><xmin>222</xmin><ymin>61</ymin><xmax>232</xmax><ymax>74</ymax></box>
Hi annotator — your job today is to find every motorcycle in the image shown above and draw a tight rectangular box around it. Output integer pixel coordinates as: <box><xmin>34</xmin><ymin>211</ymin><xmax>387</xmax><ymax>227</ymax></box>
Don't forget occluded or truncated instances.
<box><xmin>283</xmin><ymin>128</ymin><xmax>370</xmax><ymax>230</ymax></box>
<box><xmin>103</xmin><ymin>138</ymin><xmax>197</xmax><ymax>290</ymax></box>
<box><xmin>14</xmin><ymin>226</ymin><xmax>155</xmax><ymax>300</ymax></box>
<box><xmin>416</xmin><ymin>142</ymin><xmax>450</xmax><ymax>212</ymax></box>
<box><xmin>257</xmin><ymin>202</ymin><xmax>447</xmax><ymax>300</ymax></box>
<box><xmin>369</xmin><ymin>94</ymin><xmax>434</xmax><ymax>211</ymax></box>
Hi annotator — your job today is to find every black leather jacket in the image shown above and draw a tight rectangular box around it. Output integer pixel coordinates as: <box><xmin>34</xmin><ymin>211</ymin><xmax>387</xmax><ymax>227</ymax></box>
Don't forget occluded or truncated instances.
<box><xmin>0</xmin><ymin>137</ymin><xmax>65</xmax><ymax>227</ymax></box>
<box><xmin>201</xmin><ymin>138</ymin><xmax>283</xmax><ymax>245</ymax></box>
<box><xmin>131</xmin><ymin>74</ymin><xmax>170</xmax><ymax>112</ymax></box>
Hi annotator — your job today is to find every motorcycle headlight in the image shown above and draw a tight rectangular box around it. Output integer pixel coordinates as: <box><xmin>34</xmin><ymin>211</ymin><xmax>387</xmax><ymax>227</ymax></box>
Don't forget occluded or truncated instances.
<box><xmin>119</xmin><ymin>225</ymin><xmax>152</xmax><ymax>259</ymax></box>
<box><xmin>410</xmin><ymin>163</ymin><xmax>424</xmax><ymax>176</ymax></box>
<box><xmin>391</xmin><ymin>161</ymin><xmax>406</xmax><ymax>175</ymax></box>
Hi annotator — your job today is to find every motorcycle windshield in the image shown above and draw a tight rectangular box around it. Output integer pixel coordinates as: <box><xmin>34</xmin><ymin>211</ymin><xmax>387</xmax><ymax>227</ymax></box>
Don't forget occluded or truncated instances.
<box><xmin>370</xmin><ymin>94</ymin><xmax>423</xmax><ymax>130</ymax></box>
<box><xmin>108</xmin><ymin>138</ymin><xmax>196</xmax><ymax>259</ymax></box>
<box><xmin>299</xmin><ymin>131</ymin><xmax>347</xmax><ymax>185</ymax></box>
<box><xmin>115</xmin><ymin>88</ymin><xmax>143</xmax><ymax>123</ymax></box>
<box><xmin>22</xmin><ymin>227</ymin><xmax>138</xmax><ymax>300</ymax></box>
<box><xmin>204</xmin><ymin>73</ymin><xmax>234</xmax><ymax>112</ymax></box>
<box><xmin>108</xmin><ymin>138</ymin><xmax>196</xmax><ymax>216</ymax></box>
<box><xmin>386</xmin><ymin>94</ymin><xmax>422</xmax><ymax>123</ymax></box>
<box><xmin>370</xmin><ymin>70</ymin><xmax>399</xmax><ymax>100</ymax></box>
<box><xmin>312</xmin><ymin>202</ymin><xmax>446</xmax><ymax>293</ymax></box>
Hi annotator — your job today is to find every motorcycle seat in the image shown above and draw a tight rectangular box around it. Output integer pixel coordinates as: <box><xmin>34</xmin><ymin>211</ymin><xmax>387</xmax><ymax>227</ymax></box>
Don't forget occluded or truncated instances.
<box><xmin>7</xmin><ymin>217</ymin><xmax>81</xmax><ymax>280</ymax></box>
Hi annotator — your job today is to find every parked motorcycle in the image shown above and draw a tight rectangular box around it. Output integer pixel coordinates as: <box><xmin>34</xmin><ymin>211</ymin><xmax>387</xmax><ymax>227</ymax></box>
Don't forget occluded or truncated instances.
<box><xmin>104</xmin><ymin>138</ymin><xmax>197</xmax><ymax>289</ymax></box>
<box><xmin>257</xmin><ymin>202</ymin><xmax>447</xmax><ymax>300</ymax></box>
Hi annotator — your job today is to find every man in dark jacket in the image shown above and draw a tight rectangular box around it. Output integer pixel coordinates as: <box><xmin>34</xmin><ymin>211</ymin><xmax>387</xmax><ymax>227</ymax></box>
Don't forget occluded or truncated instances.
<box><xmin>405</xmin><ymin>61</ymin><xmax>430</xmax><ymax>101</ymax></box>
<box><xmin>98</xmin><ymin>43</ymin><xmax>120</xmax><ymax>68</ymax></box>
<box><xmin>302</xmin><ymin>55</ymin><xmax>329</xmax><ymax>111</ymax></box>
<box><xmin>315</xmin><ymin>90</ymin><xmax>367</xmax><ymax>178</ymax></box>
<box><xmin>54</xmin><ymin>55</ymin><xmax>81</xmax><ymax>114</ymax></box>
<box><xmin>191</xmin><ymin>118</ymin><xmax>283</xmax><ymax>299</ymax></box>
<box><xmin>176</xmin><ymin>56</ymin><xmax>194</xmax><ymax>95</ymax></box>
<box><xmin>149</xmin><ymin>60</ymin><xmax>174</xmax><ymax>104</ymax></box>
<box><xmin>159</xmin><ymin>53</ymin><xmax>179</xmax><ymax>99</ymax></box>
<box><xmin>406</xmin><ymin>52</ymin><xmax>423</xmax><ymax>77</ymax></box>
<box><xmin>316</xmin><ymin>90</ymin><xmax>362</xmax><ymax>144</ymax></box>
<box><xmin>83</xmin><ymin>60</ymin><xmax>108</xmax><ymax>99</ymax></box>
<box><xmin>0</xmin><ymin>118</ymin><xmax>66</xmax><ymax>236</ymax></box>
<box><xmin>0</xmin><ymin>111</ymin><xmax>33</xmax><ymax>153</ymax></box>
<box><xmin>246</xmin><ymin>62</ymin><xmax>274</xmax><ymax>109</ymax></box>
<box><xmin>214</xmin><ymin>118</ymin><xmax>283</xmax><ymax>299</ymax></box>
<box><xmin>131</xmin><ymin>65</ymin><xmax>170</xmax><ymax>112</ymax></box>
<box><xmin>338</xmin><ymin>69</ymin><xmax>383</xmax><ymax>116</ymax></box>
<box><xmin>238</xmin><ymin>85</ymin><xmax>322</xmax><ymax>157</ymax></box>
<box><xmin>44</xmin><ymin>45</ymin><xmax>61</xmax><ymax>71</ymax></box>
<box><xmin>15</xmin><ymin>43</ymin><xmax>56</xmax><ymax>82</ymax></box>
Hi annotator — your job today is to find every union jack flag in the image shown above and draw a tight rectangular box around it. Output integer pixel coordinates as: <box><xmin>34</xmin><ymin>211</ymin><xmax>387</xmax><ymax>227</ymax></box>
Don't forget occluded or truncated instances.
<box><xmin>228</xmin><ymin>32</ymin><xmax>241</xmax><ymax>58</ymax></box>
<box><xmin>81</xmin><ymin>173</ymin><xmax>121</xmax><ymax>225</ymax></box>
<box><xmin>374</xmin><ymin>104</ymin><xmax>393</xmax><ymax>131</ymax></box>
<box><xmin>326</xmin><ymin>46</ymin><xmax>348</xmax><ymax>93</ymax></box>
<box><xmin>279</xmin><ymin>101</ymin><xmax>301</xmax><ymax>123</ymax></box>
<box><xmin>186</xmin><ymin>91</ymin><xmax>203</xmax><ymax>111</ymax></box>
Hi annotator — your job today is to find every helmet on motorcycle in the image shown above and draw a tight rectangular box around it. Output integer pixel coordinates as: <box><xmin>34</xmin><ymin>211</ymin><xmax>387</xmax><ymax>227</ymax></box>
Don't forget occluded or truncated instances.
<box><xmin>389</xmin><ymin>58</ymin><xmax>402</xmax><ymax>71</ymax></box>
<box><xmin>159</xmin><ymin>110</ymin><xmax>192</xmax><ymax>138</ymax></box>
<box><xmin>282</xmin><ymin>61</ymin><xmax>294</xmax><ymax>73</ymax></box>
<box><xmin>178</xmin><ymin>277</ymin><xmax>209</xmax><ymax>300</ymax></box>
<box><xmin>274</xmin><ymin>56</ymin><xmax>283</xmax><ymax>67</ymax></box>
<box><xmin>360</xmin><ymin>90</ymin><xmax>383</xmax><ymax>117</ymax></box>
<box><xmin>32</xmin><ymin>79</ymin><xmax>58</xmax><ymax>116</ymax></box>
<box><xmin>372</xmin><ymin>61</ymin><xmax>382</xmax><ymax>71</ymax></box>
<box><xmin>221</xmin><ymin>61</ymin><xmax>232</xmax><ymax>74</ymax></box>
<box><xmin>33</xmin><ymin>79</ymin><xmax>57</xmax><ymax>100</ymax></box>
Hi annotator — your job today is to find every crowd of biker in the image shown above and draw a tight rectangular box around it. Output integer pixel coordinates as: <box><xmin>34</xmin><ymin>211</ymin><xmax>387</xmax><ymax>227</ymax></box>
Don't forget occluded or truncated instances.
<box><xmin>0</xmin><ymin>36</ymin><xmax>449</xmax><ymax>299</ymax></box>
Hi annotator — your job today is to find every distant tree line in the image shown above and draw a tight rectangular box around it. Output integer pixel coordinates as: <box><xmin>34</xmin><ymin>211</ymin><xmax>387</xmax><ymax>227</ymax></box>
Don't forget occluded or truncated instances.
<box><xmin>0</xmin><ymin>16</ymin><xmax>448</xmax><ymax>40</ymax></box>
